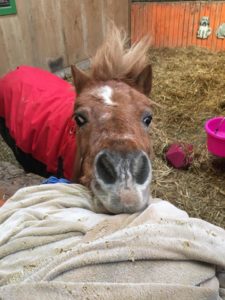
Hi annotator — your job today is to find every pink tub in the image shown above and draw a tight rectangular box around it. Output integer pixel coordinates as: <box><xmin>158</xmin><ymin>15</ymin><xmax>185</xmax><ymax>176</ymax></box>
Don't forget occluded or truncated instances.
<box><xmin>205</xmin><ymin>117</ymin><xmax>225</xmax><ymax>157</ymax></box>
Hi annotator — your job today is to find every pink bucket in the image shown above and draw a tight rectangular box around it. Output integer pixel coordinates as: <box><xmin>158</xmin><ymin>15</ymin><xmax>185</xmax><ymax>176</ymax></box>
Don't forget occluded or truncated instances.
<box><xmin>205</xmin><ymin>117</ymin><xmax>225</xmax><ymax>157</ymax></box>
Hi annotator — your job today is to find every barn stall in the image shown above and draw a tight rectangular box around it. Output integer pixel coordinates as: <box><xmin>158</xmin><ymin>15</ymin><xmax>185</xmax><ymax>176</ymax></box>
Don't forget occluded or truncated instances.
<box><xmin>0</xmin><ymin>1</ymin><xmax>225</xmax><ymax>298</ymax></box>
<box><xmin>0</xmin><ymin>0</ymin><xmax>224</xmax><ymax>228</ymax></box>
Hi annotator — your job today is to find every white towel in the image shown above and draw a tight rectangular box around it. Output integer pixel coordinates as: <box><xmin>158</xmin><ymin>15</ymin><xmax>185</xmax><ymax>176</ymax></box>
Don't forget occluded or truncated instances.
<box><xmin>0</xmin><ymin>184</ymin><xmax>224</xmax><ymax>299</ymax></box>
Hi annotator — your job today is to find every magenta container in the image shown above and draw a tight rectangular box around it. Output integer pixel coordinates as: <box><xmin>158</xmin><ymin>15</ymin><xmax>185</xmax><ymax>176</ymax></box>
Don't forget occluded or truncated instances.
<box><xmin>205</xmin><ymin>117</ymin><xmax>225</xmax><ymax>157</ymax></box>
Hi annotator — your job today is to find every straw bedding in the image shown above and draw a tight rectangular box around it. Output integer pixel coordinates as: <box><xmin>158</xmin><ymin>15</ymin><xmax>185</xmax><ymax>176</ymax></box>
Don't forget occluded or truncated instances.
<box><xmin>0</xmin><ymin>47</ymin><xmax>224</xmax><ymax>228</ymax></box>
<box><xmin>149</xmin><ymin>47</ymin><xmax>225</xmax><ymax>228</ymax></box>
<box><xmin>0</xmin><ymin>138</ymin><xmax>17</xmax><ymax>166</ymax></box>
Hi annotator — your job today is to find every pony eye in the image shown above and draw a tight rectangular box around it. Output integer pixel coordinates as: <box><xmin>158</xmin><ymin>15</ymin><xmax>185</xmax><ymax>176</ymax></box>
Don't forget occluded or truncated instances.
<box><xmin>75</xmin><ymin>113</ymin><xmax>88</xmax><ymax>127</ymax></box>
<box><xmin>143</xmin><ymin>114</ymin><xmax>152</xmax><ymax>127</ymax></box>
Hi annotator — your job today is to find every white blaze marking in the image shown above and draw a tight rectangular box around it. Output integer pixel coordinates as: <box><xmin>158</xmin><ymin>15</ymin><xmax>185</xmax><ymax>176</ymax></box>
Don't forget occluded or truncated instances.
<box><xmin>98</xmin><ymin>86</ymin><xmax>115</xmax><ymax>106</ymax></box>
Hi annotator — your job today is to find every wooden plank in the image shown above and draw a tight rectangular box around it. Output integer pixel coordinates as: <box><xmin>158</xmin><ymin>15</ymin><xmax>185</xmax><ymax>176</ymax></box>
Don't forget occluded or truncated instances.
<box><xmin>218</xmin><ymin>2</ymin><xmax>225</xmax><ymax>51</ymax></box>
<box><xmin>214</xmin><ymin>2</ymin><xmax>224</xmax><ymax>51</ymax></box>
<box><xmin>78</xmin><ymin>0</ymin><xmax>103</xmax><ymax>57</ymax></box>
<box><xmin>208</xmin><ymin>3</ymin><xmax>217</xmax><ymax>51</ymax></box>
<box><xmin>162</xmin><ymin>3</ymin><xmax>168</xmax><ymax>48</ymax></box>
<box><xmin>199</xmin><ymin>3</ymin><xmax>206</xmax><ymax>49</ymax></box>
<box><xmin>136</xmin><ymin>3</ymin><xmax>142</xmax><ymax>38</ymax></box>
<box><xmin>151</xmin><ymin>3</ymin><xmax>157</xmax><ymax>47</ymax></box>
<box><xmin>182</xmin><ymin>2</ymin><xmax>190</xmax><ymax>47</ymax></box>
<box><xmin>171</xmin><ymin>4</ymin><xmax>177</xmax><ymax>47</ymax></box>
<box><xmin>205</xmin><ymin>3</ymin><xmax>214</xmax><ymax>50</ymax></box>
<box><xmin>157</xmin><ymin>3</ymin><xmax>165</xmax><ymax>48</ymax></box>
<box><xmin>146</xmin><ymin>2</ymin><xmax>154</xmax><ymax>47</ymax></box>
<box><xmin>173</xmin><ymin>4</ymin><xmax>180</xmax><ymax>47</ymax></box>
<box><xmin>177</xmin><ymin>3</ymin><xmax>186</xmax><ymax>47</ymax></box>
<box><xmin>26</xmin><ymin>0</ymin><xmax>66</xmax><ymax>68</ymax></box>
<box><xmin>60</xmin><ymin>0</ymin><xmax>85</xmax><ymax>64</ymax></box>
<box><xmin>132</xmin><ymin>3</ymin><xmax>140</xmax><ymax>43</ymax></box>
<box><xmin>164</xmin><ymin>4</ymin><xmax>170</xmax><ymax>47</ymax></box>
<box><xmin>168</xmin><ymin>3</ymin><xmax>175</xmax><ymax>47</ymax></box>
<box><xmin>207</xmin><ymin>4</ymin><xmax>214</xmax><ymax>51</ymax></box>
<box><xmin>138</xmin><ymin>4</ymin><xmax>145</xmax><ymax>38</ymax></box>
<box><xmin>155</xmin><ymin>3</ymin><xmax>164</xmax><ymax>48</ymax></box>
<box><xmin>214</xmin><ymin>3</ymin><xmax>222</xmax><ymax>51</ymax></box>
<box><xmin>190</xmin><ymin>2</ymin><xmax>198</xmax><ymax>47</ymax></box>
<box><xmin>143</xmin><ymin>3</ymin><xmax>148</xmax><ymax>37</ymax></box>
<box><xmin>187</xmin><ymin>2</ymin><xmax>196</xmax><ymax>47</ymax></box>
<box><xmin>195</xmin><ymin>2</ymin><xmax>202</xmax><ymax>48</ymax></box>
<box><xmin>146</xmin><ymin>2</ymin><xmax>151</xmax><ymax>39</ymax></box>
<box><xmin>156</xmin><ymin>3</ymin><xmax>162</xmax><ymax>48</ymax></box>
<box><xmin>199</xmin><ymin>3</ymin><xmax>214</xmax><ymax>50</ymax></box>
<box><xmin>162</xmin><ymin>3</ymin><xmax>170</xmax><ymax>48</ymax></box>
<box><xmin>154</xmin><ymin>3</ymin><xmax>160</xmax><ymax>48</ymax></box>
<box><xmin>131</xmin><ymin>3</ymin><xmax>136</xmax><ymax>43</ymax></box>
<box><xmin>175</xmin><ymin>3</ymin><xmax>181</xmax><ymax>47</ymax></box>
<box><xmin>161</xmin><ymin>3</ymin><xmax>167</xmax><ymax>48</ymax></box>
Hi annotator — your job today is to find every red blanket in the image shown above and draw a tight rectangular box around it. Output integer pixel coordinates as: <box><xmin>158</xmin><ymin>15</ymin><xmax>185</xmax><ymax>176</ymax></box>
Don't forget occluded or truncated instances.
<box><xmin>0</xmin><ymin>66</ymin><xmax>77</xmax><ymax>180</ymax></box>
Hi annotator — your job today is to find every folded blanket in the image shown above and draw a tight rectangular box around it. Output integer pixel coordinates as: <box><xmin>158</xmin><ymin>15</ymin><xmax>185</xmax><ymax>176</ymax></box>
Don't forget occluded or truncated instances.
<box><xmin>0</xmin><ymin>184</ymin><xmax>224</xmax><ymax>299</ymax></box>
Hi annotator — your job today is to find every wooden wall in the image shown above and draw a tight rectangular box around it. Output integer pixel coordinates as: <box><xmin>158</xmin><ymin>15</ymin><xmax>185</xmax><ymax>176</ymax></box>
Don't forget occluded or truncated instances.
<box><xmin>131</xmin><ymin>1</ymin><xmax>225</xmax><ymax>51</ymax></box>
<box><xmin>0</xmin><ymin>0</ymin><xmax>129</xmax><ymax>76</ymax></box>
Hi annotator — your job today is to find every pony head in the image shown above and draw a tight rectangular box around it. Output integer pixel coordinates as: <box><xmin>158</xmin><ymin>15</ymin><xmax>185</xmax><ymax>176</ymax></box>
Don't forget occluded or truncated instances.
<box><xmin>72</xmin><ymin>26</ymin><xmax>154</xmax><ymax>214</ymax></box>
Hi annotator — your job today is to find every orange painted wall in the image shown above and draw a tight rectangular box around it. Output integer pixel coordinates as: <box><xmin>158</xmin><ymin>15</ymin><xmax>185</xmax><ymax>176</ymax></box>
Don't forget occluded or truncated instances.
<box><xmin>131</xmin><ymin>2</ymin><xmax>225</xmax><ymax>51</ymax></box>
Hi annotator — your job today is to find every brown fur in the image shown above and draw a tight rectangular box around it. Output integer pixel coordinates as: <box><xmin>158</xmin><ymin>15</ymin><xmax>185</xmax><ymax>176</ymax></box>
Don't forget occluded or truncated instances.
<box><xmin>73</xmin><ymin>82</ymin><xmax>153</xmax><ymax>187</ymax></box>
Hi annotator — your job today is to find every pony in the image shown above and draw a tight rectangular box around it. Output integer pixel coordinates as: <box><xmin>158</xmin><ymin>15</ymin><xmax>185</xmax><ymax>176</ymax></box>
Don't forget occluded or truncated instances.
<box><xmin>0</xmin><ymin>26</ymin><xmax>153</xmax><ymax>214</ymax></box>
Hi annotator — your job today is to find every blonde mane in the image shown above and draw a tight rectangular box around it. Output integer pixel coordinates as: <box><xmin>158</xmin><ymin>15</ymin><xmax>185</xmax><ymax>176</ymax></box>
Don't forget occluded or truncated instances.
<box><xmin>90</xmin><ymin>26</ymin><xmax>151</xmax><ymax>82</ymax></box>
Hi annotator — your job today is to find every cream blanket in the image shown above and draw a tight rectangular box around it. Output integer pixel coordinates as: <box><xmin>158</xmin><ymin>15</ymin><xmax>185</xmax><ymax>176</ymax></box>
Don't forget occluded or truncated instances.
<box><xmin>0</xmin><ymin>184</ymin><xmax>224</xmax><ymax>300</ymax></box>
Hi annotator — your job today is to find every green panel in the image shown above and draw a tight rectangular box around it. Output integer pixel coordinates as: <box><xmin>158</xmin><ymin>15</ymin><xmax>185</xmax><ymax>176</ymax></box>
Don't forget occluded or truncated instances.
<box><xmin>0</xmin><ymin>0</ymin><xmax>17</xmax><ymax>16</ymax></box>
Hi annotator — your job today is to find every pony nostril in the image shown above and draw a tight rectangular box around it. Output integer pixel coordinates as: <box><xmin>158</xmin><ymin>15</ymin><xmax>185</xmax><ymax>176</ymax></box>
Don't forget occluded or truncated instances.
<box><xmin>131</xmin><ymin>153</ymin><xmax>150</xmax><ymax>184</ymax></box>
<box><xmin>96</xmin><ymin>152</ymin><xmax>117</xmax><ymax>184</ymax></box>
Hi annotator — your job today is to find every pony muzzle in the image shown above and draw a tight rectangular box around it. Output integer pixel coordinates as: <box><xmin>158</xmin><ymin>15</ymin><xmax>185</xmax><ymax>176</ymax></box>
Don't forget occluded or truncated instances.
<box><xmin>93</xmin><ymin>150</ymin><xmax>152</xmax><ymax>213</ymax></box>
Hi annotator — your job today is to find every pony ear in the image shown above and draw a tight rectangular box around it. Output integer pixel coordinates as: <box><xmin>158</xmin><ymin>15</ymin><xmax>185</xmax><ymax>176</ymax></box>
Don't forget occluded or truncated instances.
<box><xmin>134</xmin><ymin>64</ymin><xmax>152</xmax><ymax>96</ymax></box>
<box><xmin>71</xmin><ymin>65</ymin><xmax>90</xmax><ymax>94</ymax></box>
